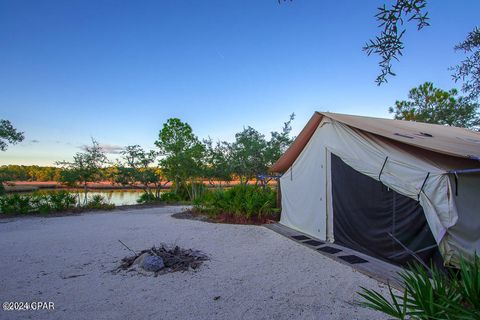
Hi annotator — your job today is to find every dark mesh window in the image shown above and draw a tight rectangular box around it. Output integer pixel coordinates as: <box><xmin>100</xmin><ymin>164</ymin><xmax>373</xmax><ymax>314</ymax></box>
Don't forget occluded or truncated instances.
<box><xmin>331</xmin><ymin>153</ymin><xmax>443</xmax><ymax>267</ymax></box>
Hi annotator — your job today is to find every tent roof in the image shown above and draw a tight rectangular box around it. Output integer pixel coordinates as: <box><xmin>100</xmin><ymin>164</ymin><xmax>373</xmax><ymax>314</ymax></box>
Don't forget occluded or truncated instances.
<box><xmin>271</xmin><ymin>112</ymin><xmax>480</xmax><ymax>173</ymax></box>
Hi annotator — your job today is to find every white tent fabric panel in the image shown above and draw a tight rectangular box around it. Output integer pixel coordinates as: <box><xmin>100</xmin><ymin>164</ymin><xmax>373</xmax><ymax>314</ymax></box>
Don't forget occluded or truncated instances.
<box><xmin>279</xmin><ymin>125</ymin><xmax>327</xmax><ymax>240</ymax></box>
<box><xmin>447</xmin><ymin>174</ymin><xmax>480</xmax><ymax>261</ymax></box>
<box><xmin>279</xmin><ymin>118</ymin><xmax>478</xmax><ymax>265</ymax></box>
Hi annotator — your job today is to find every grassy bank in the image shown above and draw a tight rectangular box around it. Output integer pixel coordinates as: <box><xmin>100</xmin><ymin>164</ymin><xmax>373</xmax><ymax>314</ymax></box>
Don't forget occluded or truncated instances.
<box><xmin>0</xmin><ymin>191</ymin><xmax>114</xmax><ymax>215</ymax></box>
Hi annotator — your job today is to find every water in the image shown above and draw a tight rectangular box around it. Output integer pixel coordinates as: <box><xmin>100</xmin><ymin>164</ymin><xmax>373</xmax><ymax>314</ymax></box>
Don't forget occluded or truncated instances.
<box><xmin>21</xmin><ymin>189</ymin><xmax>146</xmax><ymax>206</ymax></box>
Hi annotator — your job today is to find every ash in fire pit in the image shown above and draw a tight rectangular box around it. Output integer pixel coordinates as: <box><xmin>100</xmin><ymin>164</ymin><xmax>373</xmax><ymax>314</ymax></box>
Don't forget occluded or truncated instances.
<box><xmin>115</xmin><ymin>243</ymin><xmax>209</xmax><ymax>276</ymax></box>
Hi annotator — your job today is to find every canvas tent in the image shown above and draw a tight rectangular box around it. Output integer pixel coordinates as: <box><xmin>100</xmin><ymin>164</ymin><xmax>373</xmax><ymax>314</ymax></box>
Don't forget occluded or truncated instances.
<box><xmin>271</xmin><ymin>112</ymin><xmax>480</xmax><ymax>267</ymax></box>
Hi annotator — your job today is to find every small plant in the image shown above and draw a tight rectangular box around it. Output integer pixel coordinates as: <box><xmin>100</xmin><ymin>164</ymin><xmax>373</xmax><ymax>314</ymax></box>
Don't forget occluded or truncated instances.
<box><xmin>0</xmin><ymin>194</ymin><xmax>33</xmax><ymax>214</ymax></box>
<box><xmin>160</xmin><ymin>191</ymin><xmax>183</xmax><ymax>203</ymax></box>
<box><xmin>86</xmin><ymin>195</ymin><xmax>114</xmax><ymax>210</ymax></box>
<box><xmin>193</xmin><ymin>184</ymin><xmax>277</xmax><ymax>219</ymax></box>
<box><xmin>358</xmin><ymin>255</ymin><xmax>480</xmax><ymax>319</ymax></box>
<box><xmin>137</xmin><ymin>192</ymin><xmax>160</xmax><ymax>204</ymax></box>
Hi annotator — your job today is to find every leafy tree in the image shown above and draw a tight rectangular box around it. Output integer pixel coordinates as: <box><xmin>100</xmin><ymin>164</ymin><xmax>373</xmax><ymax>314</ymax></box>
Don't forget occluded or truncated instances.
<box><xmin>155</xmin><ymin>118</ymin><xmax>205</xmax><ymax>200</ymax></box>
<box><xmin>57</xmin><ymin>139</ymin><xmax>108</xmax><ymax>205</ymax></box>
<box><xmin>229</xmin><ymin>127</ymin><xmax>268</xmax><ymax>185</ymax></box>
<box><xmin>265</xmin><ymin>113</ymin><xmax>295</xmax><ymax>167</ymax></box>
<box><xmin>452</xmin><ymin>27</ymin><xmax>480</xmax><ymax>101</ymax></box>
<box><xmin>389</xmin><ymin>82</ymin><xmax>480</xmax><ymax>129</ymax></box>
<box><xmin>0</xmin><ymin>119</ymin><xmax>25</xmax><ymax>194</ymax></box>
<box><xmin>282</xmin><ymin>1</ymin><xmax>479</xmax><ymax>99</ymax></box>
<box><xmin>202</xmin><ymin>138</ymin><xmax>232</xmax><ymax>187</ymax></box>
<box><xmin>0</xmin><ymin>119</ymin><xmax>24</xmax><ymax>151</ymax></box>
<box><xmin>363</xmin><ymin>0</ymin><xmax>430</xmax><ymax>85</ymax></box>
<box><xmin>114</xmin><ymin>145</ymin><xmax>166</xmax><ymax>199</ymax></box>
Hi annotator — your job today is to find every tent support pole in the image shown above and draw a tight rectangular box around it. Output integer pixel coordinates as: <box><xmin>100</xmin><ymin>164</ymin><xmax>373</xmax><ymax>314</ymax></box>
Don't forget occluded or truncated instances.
<box><xmin>378</xmin><ymin>156</ymin><xmax>389</xmax><ymax>181</ymax></box>
<box><xmin>276</xmin><ymin>178</ymin><xmax>282</xmax><ymax>210</ymax></box>
<box><xmin>454</xmin><ymin>173</ymin><xmax>459</xmax><ymax>196</ymax></box>
<box><xmin>418</xmin><ymin>172</ymin><xmax>430</xmax><ymax>200</ymax></box>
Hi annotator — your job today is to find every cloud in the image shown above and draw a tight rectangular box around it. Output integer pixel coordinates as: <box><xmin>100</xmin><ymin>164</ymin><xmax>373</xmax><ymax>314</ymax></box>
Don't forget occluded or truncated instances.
<box><xmin>100</xmin><ymin>144</ymin><xmax>124</xmax><ymax>154</ymax></box>
<box><xmin>79</xmin><ymin>143</ymin><xmax>124</xmax><ymax>154</ymax></box>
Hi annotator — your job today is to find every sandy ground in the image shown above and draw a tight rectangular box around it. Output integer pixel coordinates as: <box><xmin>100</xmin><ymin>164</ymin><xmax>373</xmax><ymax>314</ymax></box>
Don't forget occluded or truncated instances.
<box><xmin>0</xmin><ymin>206</ymin><xmax>389</xmax><ymax>320</ymax></box>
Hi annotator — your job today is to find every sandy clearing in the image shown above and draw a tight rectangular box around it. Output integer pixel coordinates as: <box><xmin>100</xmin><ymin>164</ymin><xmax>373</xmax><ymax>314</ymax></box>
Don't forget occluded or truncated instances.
<box><xmin>0</xmin><ymin>206</ymin><xmax>388</xmax><ymax>320</ymax></box>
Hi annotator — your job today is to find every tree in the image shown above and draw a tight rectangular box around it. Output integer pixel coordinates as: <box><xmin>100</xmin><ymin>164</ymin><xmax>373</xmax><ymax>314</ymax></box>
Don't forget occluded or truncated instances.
<box><xmin>57</xmin><ymin>139</ymin><xmax>108</xmax><ymax>205</ymax></box>
<box><xmin>0</xmin><ymin>119</ymin><xmax>24</xmax><ymax>151</ymax></box>
<box><xmin>363</xmin><ymin>0</ymin><xmax>429</xmax><ymax>85</ymax></box>
<box><xmin>155</xmin><ymin>118</ymin><xmax>205</xmax><ymax>200</ymax></box>
<box><xmin>452</xmin><ymin>27</ymin><xmax>480</xmax><ymax>101</ymax></box>
<box><xmin>114</xmin><ymin>145</ymin><xmax>166</xmax><ymax>199</ymax></box>
<box><xmin>265</xmin><ymin>113</ymin><xmax>295</xmax><ymax>167</ymax></box>
<box><xmin>283</xmin><ymin>1</ymin><xmax>479</xmax><ymax>99</ymax></box>
<box><xmin>230</xmin><ymin>127</ymin><xmax>268</xmax><ymax>184</ymax></box>
<box><xmin>202</xmin><ymin>138</ymin><xmax>232</xmax><ymax>187</ymax></box>
<box><xmin>0</xmin><ymin>119</ymin><xmax>25</xmax><ymax>194</ymax></box>
<box><xmin>389</xmin><ymin>82</ymin><xmax>480</xmax><ymax>129</ymax></box>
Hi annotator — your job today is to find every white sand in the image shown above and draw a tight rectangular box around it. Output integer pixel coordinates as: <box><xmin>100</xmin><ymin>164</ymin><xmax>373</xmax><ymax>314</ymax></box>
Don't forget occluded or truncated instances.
<box><xmin>0</xmin><ymin>207</ymin><xmax>389</xmax><ymax>319</ymax></box>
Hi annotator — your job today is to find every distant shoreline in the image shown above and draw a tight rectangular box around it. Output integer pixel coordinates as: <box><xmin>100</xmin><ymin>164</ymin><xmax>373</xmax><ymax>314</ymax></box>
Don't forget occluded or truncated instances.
<box><xmin>3</xmin><ymin>181</ymin><xmax>164</xmax><ymax>193</ymax></box>
<box><xmin>2</xmin><ymin>180</ymin><xmax>276</xmax><ymax>193</ymax></box>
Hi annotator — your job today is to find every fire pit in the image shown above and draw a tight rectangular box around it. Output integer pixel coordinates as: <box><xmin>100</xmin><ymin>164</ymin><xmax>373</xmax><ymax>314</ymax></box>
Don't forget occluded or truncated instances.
<box><xmin>115</xmin><ymin>244</ymin><xmax>209</xmax><ymax>276</ymax></box>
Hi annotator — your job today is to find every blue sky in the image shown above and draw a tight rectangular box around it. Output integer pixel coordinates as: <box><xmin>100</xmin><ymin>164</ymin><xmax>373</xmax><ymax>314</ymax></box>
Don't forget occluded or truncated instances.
<box><xmin>1</xmin><ymin>0</ymin><xmax>479</xmax><ymax>165</ymax></box>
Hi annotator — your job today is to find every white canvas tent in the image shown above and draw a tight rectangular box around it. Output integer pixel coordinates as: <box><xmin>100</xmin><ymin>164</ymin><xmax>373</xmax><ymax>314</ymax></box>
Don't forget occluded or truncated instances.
<box><xmin>271</xmin><ymin>112</ymin><xmax>480</xmax><ymax>267</ymax></box>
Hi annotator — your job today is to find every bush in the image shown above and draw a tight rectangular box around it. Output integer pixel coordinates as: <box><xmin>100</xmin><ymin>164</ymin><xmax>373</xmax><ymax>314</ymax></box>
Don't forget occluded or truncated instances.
<box><xmin>137</xmin><ymin>192</ymin><xmax>160</xmax><ymax>204</ymax></box>
<box><xmin>136</xmin><ymin>190</ymin><xmax>190</xmax><ymax>204</ymax></box>
<box><xmin>86</xmin><ymin>195</ymin><xmax>115</xmax><ymax>210</ymax></box>
<box><xmin>160</xmin><ymin>191</ymin><xmax>183</xmax><ymax>203</ymax></box>
<box><xmin>193</xmin><ymin>184</ymin><xmax>277</xmax><ymax>219</ymax></box>
<box><xmin>358</xmin><ymin>256</ymin><xmax>480</xmax><ymax>319</ymax></box>
<box><xmin>171</xmin><ymin>182</ymin><xmax>206</xmax><ymax>201</ymax></box>
<box><xmin>0</xmin><ymin>194</ymin><xmax>34</xmax><ymax>214</ymax></box>
<box><xmin>0</xmin><ymin>191</ymin><xmax>113</xmax><ymax>214</ymax></box>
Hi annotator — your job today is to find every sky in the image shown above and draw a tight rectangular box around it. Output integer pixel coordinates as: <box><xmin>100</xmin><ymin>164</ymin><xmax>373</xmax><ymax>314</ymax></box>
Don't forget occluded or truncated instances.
<box><xmin>0</xmin><ymin>0</ymin><xmax>479</xmax><ymax>166</ymax></box>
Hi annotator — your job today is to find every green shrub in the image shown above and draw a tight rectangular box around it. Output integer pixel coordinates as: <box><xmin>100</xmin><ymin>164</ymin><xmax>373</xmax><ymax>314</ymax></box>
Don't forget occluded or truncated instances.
<box><xmin>160</xmin><ymin>191</ymin><xmax>183</xmax><ymax>203</ymax></box>
<box><xmin>0</xmin><ymin>191</ymin><xmax>113</xmax><ymax>214</ymax></box>
<box><xmin>86</xmin><ymin>195</ymin><xmax>114</xmax><ymax>210</ymax></box>
<box><xmin>137</xmin><ymin>192</ymin><xmax>160</xmax><ymax>204</ymax></box>
<box><xmin>47</xmin><ymin>190</ymin><xmax>77</xmax><ymax>211</ymax></box>
<box><xmin>194</xmin><ymin>184</ymin><xmax>277</xmax><ymax>219</ymax></box>
<box><xmin>358</xmin><ymin>255</ymin><xmax>480</xmax><ymax>319</ymax></box>
<box><xmin>171</xmin><ymin>182</ymin><xmax>206</xmax><ymax>201</ymax></box>
<box><xmin>0</xmin><ymin>194</ymin><xmax>34</xmax><ymax>214</ymax></box>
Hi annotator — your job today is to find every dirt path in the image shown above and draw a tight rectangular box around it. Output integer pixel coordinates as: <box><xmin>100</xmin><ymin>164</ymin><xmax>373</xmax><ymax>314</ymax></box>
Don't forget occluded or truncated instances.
<box><xmin>0</xmin><ymin>206</ymin><xmax>388</xmax><ymax>319</ymax></box>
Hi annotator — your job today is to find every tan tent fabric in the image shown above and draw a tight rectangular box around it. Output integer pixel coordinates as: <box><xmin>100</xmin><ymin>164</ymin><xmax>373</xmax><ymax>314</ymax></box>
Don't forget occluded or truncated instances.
<box><xmin>272</xmin><ymin>112</ymin><xmax>480</xmax><ymax>173</ymax></box>
<box><xmin>276</xmin><ymin>112</ymin><xmax>480</xmax><ymax>267</ymax></box>
<box><xmin>271</xmin><ymin>113</ymin><xmax>323</xmax><ymax>173</ymax></box>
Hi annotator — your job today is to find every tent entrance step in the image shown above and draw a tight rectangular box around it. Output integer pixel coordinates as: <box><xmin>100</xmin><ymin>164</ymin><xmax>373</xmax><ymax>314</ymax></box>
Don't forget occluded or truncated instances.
<box><xmin>265</xmin><ymin>223</ymin><xmax>405</xmax><ymax>290</ymax></box>
<box><xmin>303</xmin><ymin>240</ymin><xmax>324</xmax><ymax>246</ymax></box>
<box><xmin>317</xmin><ymin>246</ymin><xmax>342</xmax><ymax>254</ymax></box>
<box><xmin>291</xmin><ymin>235</ymin><xmax>311</xmax><ymax>241</ymax></box>
<box><xmin>339</xmin><ymin>255</ymin><xmax>368</xmax><ymax>264</ymax></box>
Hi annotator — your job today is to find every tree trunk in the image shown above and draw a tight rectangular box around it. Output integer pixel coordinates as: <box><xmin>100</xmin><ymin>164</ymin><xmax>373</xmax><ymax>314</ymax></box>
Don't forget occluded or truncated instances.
<box><xmin>83</xmin><ymin>182</ymin><xmax>88</xmax><ymax>206</ymax></box>
<box><xmin>276</xmin><ymin>178</ymin><xmax>281</xmax><ymax>209</ymax></box>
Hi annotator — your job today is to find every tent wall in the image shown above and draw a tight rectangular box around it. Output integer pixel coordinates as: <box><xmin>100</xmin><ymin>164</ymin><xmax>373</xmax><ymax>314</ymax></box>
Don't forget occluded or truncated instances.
<box><xmin>331</xmin><ymin>153</ymin><xmax>442</xmax><ymax>267</ymax></box>
<box><xmin>279</xmin><ymin>127</ymin><xmax>328</xmax><ymax>240</ymax></box>
<box><xmin>279</xmin><ymin>117</ymin><xmax>480</xmax><ymax>266</ymax></box>
<box><xmin>447</xmin><ymin>173</ymin><xmax>480</xmax><ymax>264</ymax></box>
